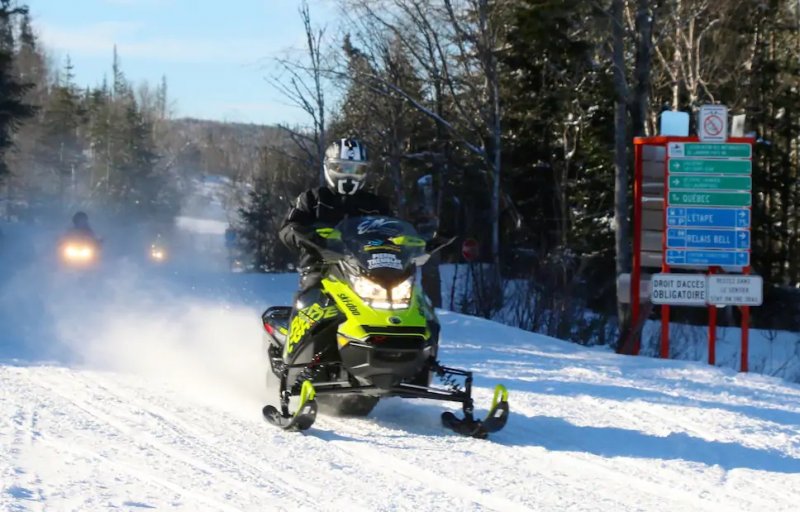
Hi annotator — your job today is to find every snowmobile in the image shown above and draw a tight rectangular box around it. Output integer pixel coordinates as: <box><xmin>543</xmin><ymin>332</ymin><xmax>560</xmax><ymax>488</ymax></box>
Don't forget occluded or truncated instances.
<box><xmin>261</xmin><ymin>216</ymin><xmax>509</xmax><ymax>438</ymax></box>
<box><xmin>148</xmin><ymin>238</ymin><xmax>168</xmax><ymax>263</ymax></box>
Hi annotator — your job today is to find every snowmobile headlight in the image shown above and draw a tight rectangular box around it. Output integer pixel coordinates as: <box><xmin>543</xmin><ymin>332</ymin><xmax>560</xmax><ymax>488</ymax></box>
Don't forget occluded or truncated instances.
<box><xmin>390</xmin><ymin>276</ymin><xmax>413</xmax><ymax>305</ymax></box>
<box><xmin>351</xmin><ymin>275</ymin><xmax>414</xmax><ymax>309</ymax></box>
<box><xmin>63</xmin><ymin>244</ymin><xmax>94</xmax><ymax>262</ymax></box>
<box><xmin>352</xmin><ymin>276</ymin><xmax>389</xmax><ymax>302</ymax></box>
<box><xmin>150</xmin><ymin>246</ymin><xmax>166</xmax><ymax>261</ymax></box>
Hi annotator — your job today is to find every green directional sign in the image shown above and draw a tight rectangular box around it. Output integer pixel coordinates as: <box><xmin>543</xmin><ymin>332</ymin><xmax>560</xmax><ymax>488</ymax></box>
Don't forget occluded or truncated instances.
<box><xmin>668</xmin><ymin>191</ymin><xmax>751</xmax><ymax>207</ymax></box>
<box><xmin>668</xmin><ymin>159</ymin><xmax>752</xmax><ymax>174</ymax></box>
<box><xmin>684</xmin><ymin>143</ymin><xmax>751</xmax><ymax>158</ymax></box>
<box><xmin>668</xmin><ymin>142</ymin><xmax>752</xmax><ymax>159</ymax></box>
<box><xmin>669</xmin><ymin>175</ymin><xmax>752</xmax><ymax>191</ymax></box>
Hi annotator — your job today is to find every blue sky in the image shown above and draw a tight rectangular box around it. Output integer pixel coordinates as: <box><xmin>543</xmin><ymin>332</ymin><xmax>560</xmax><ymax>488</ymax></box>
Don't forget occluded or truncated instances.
<box><xmin>30</xmin><ymin>0</ymin><xmax>338</xmax><ymax>126</ymax></box>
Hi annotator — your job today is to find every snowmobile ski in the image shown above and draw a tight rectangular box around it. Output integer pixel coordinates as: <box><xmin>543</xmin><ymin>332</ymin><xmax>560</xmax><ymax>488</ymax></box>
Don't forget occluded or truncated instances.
<box><xmin>482</xmin><ymin>384</ymin><xmax>510</xmax><ymax>433</ymax></box>
<box><xmin>441</xmin><ymin>384</ymin><xmax>509</xmax><ymax>439</ymax></box>
<box><xmin>262</xmin><ymin>381</ymin><xmax>318</xmax><ymax>432</ymax></box>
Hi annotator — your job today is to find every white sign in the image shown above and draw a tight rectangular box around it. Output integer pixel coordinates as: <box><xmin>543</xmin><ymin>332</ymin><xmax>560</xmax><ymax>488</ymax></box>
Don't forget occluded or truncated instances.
<box><xmin>660</xmin><ymin>111</ymin><xmax>690</xmax><ymax>136</ymax></box>
<box><xmin>698</xmin><ymin>105</ymin><xmax>729</xmax><ymax>142</ymax></box>
<box><xmin>650</xmin><ymin>273</ymin><xmax>707</xmax><ymax>306</ymax></box>
<box><xmin>367</xmin><ymin>253</ymin><xmax>402</xmax><ymax>270</ymax></box>
<box><xmin>707</xmin><ymin>275</ymin><xmax>763</xmax><ymax>306</ymax></box>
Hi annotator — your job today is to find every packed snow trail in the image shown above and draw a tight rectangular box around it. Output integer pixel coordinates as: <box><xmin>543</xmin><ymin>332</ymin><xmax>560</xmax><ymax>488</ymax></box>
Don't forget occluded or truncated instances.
<box><xmin>1</xmin><ymin>264</ymin><xmax>800</xmax><ymax>511</ymax></box>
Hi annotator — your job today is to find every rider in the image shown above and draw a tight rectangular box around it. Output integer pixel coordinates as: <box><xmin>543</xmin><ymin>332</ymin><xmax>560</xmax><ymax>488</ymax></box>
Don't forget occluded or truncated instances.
<box><xmin>68</xmin><ymin>211</ymin><xmax>97</xmax><ymax>240</ymax></box>
<box><xmin>280</xmin><ymin>138</ymin><xmax>393</xmax><ymax>295</ymax></box>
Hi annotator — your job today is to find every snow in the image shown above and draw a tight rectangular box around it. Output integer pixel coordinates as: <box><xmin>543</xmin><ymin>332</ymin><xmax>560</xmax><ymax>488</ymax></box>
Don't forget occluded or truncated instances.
<box><xmin>2</xmin><ymin>231</ymin><xmax>800</xmax><ymax>510</ymax></box>
<box><xmin>175</xmin><ymin>216</ymin><xmax>229</xmax><ymax>235</ymax></box>
<box><xmin>440</xmin><ymin>263</ymin><xmax>800</xmax><ymax>382</ymax></box>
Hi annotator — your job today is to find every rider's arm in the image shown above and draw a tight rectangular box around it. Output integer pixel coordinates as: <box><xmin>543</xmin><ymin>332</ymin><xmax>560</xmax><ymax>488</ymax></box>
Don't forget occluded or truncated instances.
<box><xmin>279</xmin><ymin>190</ymin><xmax>318</xmax><ymax>251</ymax></box>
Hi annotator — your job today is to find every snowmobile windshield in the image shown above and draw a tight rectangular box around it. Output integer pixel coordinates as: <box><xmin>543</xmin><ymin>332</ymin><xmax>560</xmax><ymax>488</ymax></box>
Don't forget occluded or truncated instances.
<box><xmin>332</xmin><ymin>216</ymin><xmax>426</xmax><ymax>285</ymax></box>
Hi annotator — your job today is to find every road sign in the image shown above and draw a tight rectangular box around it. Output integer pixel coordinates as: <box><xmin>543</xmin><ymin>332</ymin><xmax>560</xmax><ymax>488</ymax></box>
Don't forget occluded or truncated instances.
<box><xmin>698</xmin><ymin>105</ymin><xmax>728</xmax><ymax>142</ymax></box>
<box><xmin>461</xmin><ymin>238</ymin><xmax>479</xmax><ymax>262</ymax></box>
<box><xmin>650</xmin><ymin>273</ymin><xmax>707</xmax><ymax>305</ymax></box>
<box><xmin>707</xmin><ymin>275</ymin><xmax>763</xmax><ymax>306</ymax></box>
<box><xmin>668</xmin><ymin>191</ymin><xmax>751</xmax><ymax>207</ymax></box>
<box><xmin>669</xmin><ymin>175</ymin><xmax>751</xmax><ymax>191</ymax></box>
<box><xmin>668</xmin><ymin>159</ymin><xmax>751</xmax><ymax>174</ymax></box>
<box><xmin>667</xmin><ymin>228</ymin><xmax>750</xmax><ymax>250</ymax></box>
<box><xmin>668</xmin><ymin>142</ymin><xmax>752</xmax><ymax>159</ymax></box>
<box><xmin>667</xmin><ymin>207</ymin><xmax>750</xmax><ymax>229</ymax></box>
<box><xmin>666</xmin><ymin>249</ymin><xmax>749</xmax><ymax>267</ymax></box>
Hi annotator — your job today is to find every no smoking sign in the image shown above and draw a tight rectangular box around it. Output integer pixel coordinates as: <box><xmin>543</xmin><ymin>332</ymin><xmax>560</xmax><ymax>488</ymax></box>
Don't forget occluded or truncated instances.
<box><xmin>698</xmin><ymin>105</ymin><xmax>728</xmax><ymax>142</ymax></box>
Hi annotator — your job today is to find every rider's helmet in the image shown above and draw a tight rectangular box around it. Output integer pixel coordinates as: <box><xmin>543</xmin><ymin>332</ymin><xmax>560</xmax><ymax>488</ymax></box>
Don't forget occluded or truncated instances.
<box><xmin>323</xmin><ymin>138</ymin><xmax>369</xmax><ymax>195</ymax></box>
<box><xmin>72</xmin><ymin>211</ymin><xmax>89</xmax><ymax>229</ymax></box>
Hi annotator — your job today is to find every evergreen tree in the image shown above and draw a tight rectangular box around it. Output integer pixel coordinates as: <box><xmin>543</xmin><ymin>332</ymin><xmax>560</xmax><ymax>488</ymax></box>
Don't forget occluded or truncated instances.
<box><xmin>0</xmin><ymin>0</ymin><xmax>35</xmax><ymax>178</ymax></box>
<box><xmin>238</xmin><ymin>180</ymin><xmax>294</xmax><ymax>272</ymax></box>
<box><xmin>35</xmin><ymin>57</ymin><xmax>85</xmax><ymax>201</ymax></box>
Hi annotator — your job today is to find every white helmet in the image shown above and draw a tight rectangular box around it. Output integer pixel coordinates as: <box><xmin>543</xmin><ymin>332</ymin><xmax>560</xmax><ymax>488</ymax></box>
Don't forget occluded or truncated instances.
<box><xmin>324</xmin><ymin>138</ymin><xmax>369</xmax><ymax>195</ymax></box>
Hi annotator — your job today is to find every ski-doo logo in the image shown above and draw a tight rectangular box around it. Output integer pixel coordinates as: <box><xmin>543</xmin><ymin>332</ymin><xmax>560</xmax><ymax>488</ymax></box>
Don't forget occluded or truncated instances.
<box><xmin>338</xmin><ymin>293</ymin><xmax>361</xmax><ymax>316</ymax></box>
<box><xmin>357</xmin><ymin>218</ymin><xmax>398</xmax><ymax>235</ymax></box>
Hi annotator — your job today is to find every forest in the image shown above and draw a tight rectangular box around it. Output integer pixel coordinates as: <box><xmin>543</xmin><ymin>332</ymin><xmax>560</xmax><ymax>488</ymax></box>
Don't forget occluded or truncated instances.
<box><xmin>2</xmin><ymin>0</ymin><xmax>800</xmax><ymax>347</ymax></box>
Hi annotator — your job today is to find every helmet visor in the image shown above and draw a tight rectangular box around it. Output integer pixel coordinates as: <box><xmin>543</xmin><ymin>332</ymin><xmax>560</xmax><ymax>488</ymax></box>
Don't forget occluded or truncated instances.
<box><xmin>327</xmin><ymin>160</ymin><xmax>368</xmax><ymax>176</ymax></box>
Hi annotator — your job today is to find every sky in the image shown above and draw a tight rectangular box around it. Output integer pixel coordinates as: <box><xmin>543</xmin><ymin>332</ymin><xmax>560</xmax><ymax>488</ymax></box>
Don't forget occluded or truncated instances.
<box><xmin>29</xmin><ymin>0</ymin><xmax>339</xmax><ymax>126</ymax></box>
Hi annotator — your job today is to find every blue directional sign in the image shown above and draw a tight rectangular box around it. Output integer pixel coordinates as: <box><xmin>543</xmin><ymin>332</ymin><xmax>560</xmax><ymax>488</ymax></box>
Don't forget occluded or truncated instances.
<box><xmin>667</xmin><ymin>207</ymin><xmax>750</xmax><ymax>229</ymax></box>
<box><xmin>666</xmin><ymin>249</ymin><xmax>749</xmax><ymax>267</ymax></box>
<box><xmin>667</xmin><ymin>228</ymin><xmax>750</xmax><ymax>250</ymax></box>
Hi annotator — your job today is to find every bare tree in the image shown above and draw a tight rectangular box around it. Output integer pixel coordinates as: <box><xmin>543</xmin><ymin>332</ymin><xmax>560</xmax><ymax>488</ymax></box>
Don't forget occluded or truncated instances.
<box><xmin>268</xmin><ymin>0</ymin><xmax>327</xmax><ymax>185</ymax></box>
<box><xmin>605</xmin><ymin>0</ymin><xmax>656</xmax><ymax>338</ymax></box>
<box><xmin>341</xmin><ymin>0</ymin><xmax>512</xmax><ymax>261</ymax></box>
<box><xmin>610</xmin><ymin>0</ymin><xmax>631</xmax><ymax>334</ymax></box>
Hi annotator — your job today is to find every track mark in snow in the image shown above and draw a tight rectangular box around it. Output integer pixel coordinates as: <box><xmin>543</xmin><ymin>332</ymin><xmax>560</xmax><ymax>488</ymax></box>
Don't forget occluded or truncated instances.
<box><xmin>313</xmin><ymin>426</ymin><xmax>533</xmax><ymax>512</ymax></box>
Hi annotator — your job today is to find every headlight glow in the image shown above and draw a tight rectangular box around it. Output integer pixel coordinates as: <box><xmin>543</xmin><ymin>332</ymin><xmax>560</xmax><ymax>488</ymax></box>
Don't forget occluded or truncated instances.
<box><xmin>351</xmin><ymin>274</ymin><xmax>414</xmax><ymax>309</ymax></box>
<box><xmin>390</xmin><ymin>276</ymin><xmax>413</xmax><ymax>303</ymax></box>
<box><xmin>352</xmin><ymin>276</ymin><xmax>388</xmax><ymax>301</ymax></box>
<box><xmin>63</xmin><ymin>244</ymin><xmax>94</xmax><ymax>261</ymax></box>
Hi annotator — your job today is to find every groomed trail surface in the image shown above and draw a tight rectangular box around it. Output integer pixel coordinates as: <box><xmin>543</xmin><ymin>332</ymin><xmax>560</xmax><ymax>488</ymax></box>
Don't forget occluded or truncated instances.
<box><xmin>1</xmin><ymin>269</ymin><xmax>800</xmax><ymax>511</ymax></box>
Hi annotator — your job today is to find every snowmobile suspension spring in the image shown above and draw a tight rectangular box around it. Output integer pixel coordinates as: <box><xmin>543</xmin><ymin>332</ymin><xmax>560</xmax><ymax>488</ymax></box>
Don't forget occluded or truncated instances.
<box><xmin>291</xmin><ymin>351</ymin><xmax>324</xmax><ymax>393</ymax></box>
<box><xmin>434</xmin><ymin>360</ymin><xmax>463</xmax><ymax>393</ymax></box>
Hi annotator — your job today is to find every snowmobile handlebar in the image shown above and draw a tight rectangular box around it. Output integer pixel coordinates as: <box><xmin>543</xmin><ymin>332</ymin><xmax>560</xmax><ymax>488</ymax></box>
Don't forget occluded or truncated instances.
<box><xmin>298</xmin><ymin>232</ymin><xmax>346</xmax><ymax>264</ymax></box>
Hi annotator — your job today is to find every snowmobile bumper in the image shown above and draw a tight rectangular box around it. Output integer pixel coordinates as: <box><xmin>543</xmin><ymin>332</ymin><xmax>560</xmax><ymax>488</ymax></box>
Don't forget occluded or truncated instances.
<box><xmin>338</xmin><ymin>336</ymin><xmax>434</xmax><ymax>389</ymax></box>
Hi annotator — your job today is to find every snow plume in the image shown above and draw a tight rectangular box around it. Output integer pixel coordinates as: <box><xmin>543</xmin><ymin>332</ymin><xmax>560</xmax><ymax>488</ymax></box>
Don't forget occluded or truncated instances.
<box><xmin>47</xmin><ymin>266</ymin><xmax>268</xmax><ymax>418</ymax></box>
<box><xmin>1</xmin><ymin>204</ymin><xmax>270</xmax><ymax>418</ymax></box>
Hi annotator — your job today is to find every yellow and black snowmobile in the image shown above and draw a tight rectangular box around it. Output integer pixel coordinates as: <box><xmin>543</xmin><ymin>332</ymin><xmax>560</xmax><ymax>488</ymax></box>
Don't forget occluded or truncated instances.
<box><xmin>261</xmin><ymin>216</ymin><xmax>509</xmax><ymax>438</ymax></box>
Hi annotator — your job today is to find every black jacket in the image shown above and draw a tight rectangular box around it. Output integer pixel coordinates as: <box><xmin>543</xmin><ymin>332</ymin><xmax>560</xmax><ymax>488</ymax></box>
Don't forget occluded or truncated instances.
<box><xmin>279</xmin><ymin>186</ymin><xmax>392</xmax><ymax>269</ymax></box>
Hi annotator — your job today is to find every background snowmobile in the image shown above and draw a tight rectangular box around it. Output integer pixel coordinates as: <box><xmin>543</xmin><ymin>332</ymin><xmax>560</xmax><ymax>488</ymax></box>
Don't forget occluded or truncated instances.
<box><xmin>261</xmin><ymin>216</ymin><xmax>509</xmax><ymax>438</ymax></box>
<box><xmin>148</xmin><ymin>235</ymin><xmax>168</xmax><ymax>264</ymax></box>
